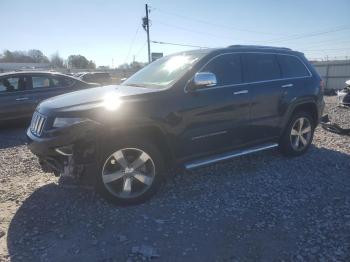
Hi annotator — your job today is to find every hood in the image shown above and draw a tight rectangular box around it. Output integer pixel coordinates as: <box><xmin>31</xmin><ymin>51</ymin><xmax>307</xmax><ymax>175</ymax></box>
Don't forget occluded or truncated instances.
<box><xmin>37</xmin><ymin>85</ymin><xmax>160</xmax><ymax>113</ymax></box>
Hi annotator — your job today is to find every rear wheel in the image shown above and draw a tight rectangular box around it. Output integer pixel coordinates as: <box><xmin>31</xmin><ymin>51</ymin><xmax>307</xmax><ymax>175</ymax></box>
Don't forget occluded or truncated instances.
<box><xmin>279</xmin><ymin>111</ymin><xmax>315</xmax><ymax>157</ymax></box>
<box><xmin>96</xmin><ymin>139</ymin><xmax>164</xmax><ymax>205</ymax></box>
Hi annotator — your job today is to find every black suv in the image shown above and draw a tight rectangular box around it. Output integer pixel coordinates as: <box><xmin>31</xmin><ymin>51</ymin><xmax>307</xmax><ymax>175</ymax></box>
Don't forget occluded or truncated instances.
<box><xmin>27</xmin><ymin>45</ymin><xmax>325</xmax><ymax>205</ymax></box>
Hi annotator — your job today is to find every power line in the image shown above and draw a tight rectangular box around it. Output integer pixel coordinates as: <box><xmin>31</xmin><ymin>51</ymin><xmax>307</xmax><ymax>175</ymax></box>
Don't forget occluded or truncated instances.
<box><xmin>299</xmin><ymin>38</ymin><xmax>350</xmax><ymax>49</ymax></box>
<box><xmin>302</xmin><ymin>47</ymin><xmax>350</xmax><ymax>52</ymax></box>
<box><xmin>151</xmin><ymin>40</ymin><xmax>210</xmax><ymax>49</ymax></box>
<box><xmin>135</xmin><ymin>42</ymin><xmax>147</xmax><ymax>59</ymax></box>
<box><xmin>153</xmin><ymin>7</ymin><xmax>288</xmax><ymax>36</ymax></box>
<box><xmin>263</xmin><ymin>25</ymin><xmax>350</xmax><ymax>43</ymax></box>
<box><xmin>155</xmin><ymin>19</ymin><xmax>350</xmax><ymax>49</ymax></box>
<box><xmin>152</xmin><ymin>6</ymin><xmax>350</xmax><ymax>51</ymax></box>
<box><xmin>155</xmin><ymin>20</ymin><xmax>235</xmax><ymax>41</ymax></box>
<box><xmin>123</xmin><ymin>25</ymin><xmax>141</xmax><ymax>64</ymax></box>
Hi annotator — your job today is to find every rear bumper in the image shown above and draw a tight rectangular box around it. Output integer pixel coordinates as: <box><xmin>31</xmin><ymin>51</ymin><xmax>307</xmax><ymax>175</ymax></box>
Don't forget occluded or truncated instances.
<box><xmin>318</xmin><ymin>98</ymin><xmax>326</xmax><ymax>123</ymax></box>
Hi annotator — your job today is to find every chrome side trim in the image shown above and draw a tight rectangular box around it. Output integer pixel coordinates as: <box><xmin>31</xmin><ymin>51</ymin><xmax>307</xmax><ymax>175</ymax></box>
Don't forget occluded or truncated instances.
<box><xmin>191</xmin><ymin>75</ymin><xmax>311</xmax><ymax>92</ymax></box>
<box><xmin>185</xmin><ymin>143</ymin><xmax>278</xmax><ymax>170</ymax></box>
<box><xmin>55</xmin><ymin>148</ymin><xmax>73</xmax><ymax>156</ymax></box>
<box><xmin>234</xmin><ymin>90</ymin><xmax>248</xmax><ymax>95</ymax></box>
<box><xmin>191</xmin><ymin>130</ymin><xmax>228</xmax><ymax>141</ymax></box>
<box><xmin>15</xmin><ymin>97</ymin><xmax>29</xmax><ymax>101</ymax></box>
<box><xmin>184</xmin><ymin>51</ymin><xmax>312</xmax><ymax>93</ymax></box>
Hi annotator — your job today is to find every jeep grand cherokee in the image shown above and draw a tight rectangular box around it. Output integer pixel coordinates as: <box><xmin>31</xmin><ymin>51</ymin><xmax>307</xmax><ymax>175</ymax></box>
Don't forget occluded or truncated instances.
<box><xmin>27</xmin><ymin>45</ymin><xmax>325</xmax><ymax>205</ymax></box>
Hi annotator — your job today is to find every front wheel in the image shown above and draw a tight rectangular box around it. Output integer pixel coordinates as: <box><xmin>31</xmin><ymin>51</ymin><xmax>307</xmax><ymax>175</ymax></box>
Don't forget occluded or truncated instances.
<box><xmin>95</xmin><ymin>139</ymin><xmax>164</xmax><ymax>205</ymax></box>
<box><xmin>279</xmin><ymin>111</ymin><xmax>315</xmax><ymax>157</ymax></box>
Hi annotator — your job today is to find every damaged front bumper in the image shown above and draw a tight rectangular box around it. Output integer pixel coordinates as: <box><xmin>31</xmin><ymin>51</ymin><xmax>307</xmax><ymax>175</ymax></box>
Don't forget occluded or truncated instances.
<box><xmin>320</xmin><ymin>114</ymin><xmax>350</xmax><ymax>136</ymax></box>
<box><xmin>337</xmin><ymin>88</ymin><xmax>350</xmax><ymax>106</ymax></box>
<box><xmin>27</xmin><ymin>120</ymin><xmax>100</xmax><ymax>180</ymax></box>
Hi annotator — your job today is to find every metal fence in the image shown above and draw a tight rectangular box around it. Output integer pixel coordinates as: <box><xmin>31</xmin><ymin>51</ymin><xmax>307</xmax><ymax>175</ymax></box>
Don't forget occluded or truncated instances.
<box><xmin>312</xmin><ymin>60</ymin><xmax>350</xmax><ymax>91</ymax></box>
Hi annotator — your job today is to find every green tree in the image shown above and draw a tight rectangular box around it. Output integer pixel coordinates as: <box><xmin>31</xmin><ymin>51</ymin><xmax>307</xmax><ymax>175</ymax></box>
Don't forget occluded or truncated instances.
<box><xmin>0</xmin><ymin>49</ymin><xmax>51</xmax><ymax>63</ymax></box>
<box><xmin>1</xmin><ymin>50</ymin><xmax>14</xmax><ymax>62</ymax></box>
<box><xmin>50</xmin><ymin>52</ymin><xmax>65</xmax><ymax>68</ymax></box>
<box><xmin>27</xmin><ymin>49</ymin><xmax>49</xmax><ymax>63</ymax></box>
<box><xmin>67</xmin><ymin>55</ymin><xmax>91</xmax><ymax>69</ymax></box>
<box><xmin>88</xmin><ymin>60</ymin><xmax>96</xmax><ymax>69</ymax></box>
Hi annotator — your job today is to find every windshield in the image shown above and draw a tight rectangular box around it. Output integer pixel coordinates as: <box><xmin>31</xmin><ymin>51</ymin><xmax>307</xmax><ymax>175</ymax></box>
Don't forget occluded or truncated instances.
<box><xmin>122</xmin><ymin>52</ymin><xmax>206</xmax><ymax>89</ymax></box>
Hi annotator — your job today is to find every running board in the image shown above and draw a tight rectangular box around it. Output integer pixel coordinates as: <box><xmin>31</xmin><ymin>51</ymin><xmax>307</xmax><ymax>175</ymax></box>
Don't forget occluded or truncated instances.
<box><xmin>184</xmin><ymin>143</ymin><xmax>278</xmax><ymax>170</ymax></box>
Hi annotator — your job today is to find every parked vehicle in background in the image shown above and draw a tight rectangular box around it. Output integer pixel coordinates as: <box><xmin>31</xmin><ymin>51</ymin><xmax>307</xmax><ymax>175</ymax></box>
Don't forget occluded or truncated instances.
<box><xmin>337</xmin><ymin>79</ymin><xmax>350</xmax><ymax>106</ymax></box>
<box><xmin>77</xmin><ymin>72</ymin><xmax>112</xmax><ymax>85</ymax></box>
<box><xmin>0</xmin><ymin>71</ymin><xmax>98</xmax><ymax>121</ymax></box>
<box><xmin>27</xmin><ymin>45</ymin><xmax>325</xmax><ymax>205</ymax></box>
<box><xmin>73</xmin><ymin>72</ymin><xmax>84</xmax><ymax>78</ymax></box>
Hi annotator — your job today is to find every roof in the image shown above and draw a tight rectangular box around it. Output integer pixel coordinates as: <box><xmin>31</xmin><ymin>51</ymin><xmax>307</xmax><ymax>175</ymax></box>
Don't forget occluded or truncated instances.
<box><xmin>170</xmin><ymin>45</ymin><xmax>300</xmax><ymax>58</ymax></box>
<box><xmin>0</xmin><ymin>70</ymin><xmax>67</xmax><ymax>77</ymax></box>
<box><xmin>227</xmin><ymin>45</ymin><xmax>291</xmax><ymax>51</ymax></box>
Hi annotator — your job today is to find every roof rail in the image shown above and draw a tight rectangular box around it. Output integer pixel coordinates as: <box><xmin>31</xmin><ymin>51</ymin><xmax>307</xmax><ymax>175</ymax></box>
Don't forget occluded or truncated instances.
<box><xmin>227</xmin><ymin>45</ymin><xmax>291</xmax><ymax>50</ymax></box>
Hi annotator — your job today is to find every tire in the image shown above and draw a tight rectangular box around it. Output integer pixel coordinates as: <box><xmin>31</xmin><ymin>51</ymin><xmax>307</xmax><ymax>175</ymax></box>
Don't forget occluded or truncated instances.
<box><xmin>95</xmin><ymin>137</ymin><xmax>165</xmax><ymax>205</ymax></box>
<box><xmin>279</xmin><ymin>111</ymin><xmax>315</xmax><ymax>157</ymax></box>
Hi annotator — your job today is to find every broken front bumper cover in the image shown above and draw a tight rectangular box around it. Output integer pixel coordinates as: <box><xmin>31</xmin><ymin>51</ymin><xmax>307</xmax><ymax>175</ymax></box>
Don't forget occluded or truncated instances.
<box><xmin>27</xmin><ymin>119</ymin><xmax>100</xmax><ymax>178</ymax></box>
<box><xmin>27</xmin><ymin>119</ymin><xmax>99</xmax><ymax>156</ymax></box>
<box><xmin>337</xmin><ymin>88</ymin><xmax>350</xmax><ymax>106</ymax></box>
<box><xmin>320</xmin><ymin>114</ymin><xmax>350</xmax><ymax>136</ymax></box>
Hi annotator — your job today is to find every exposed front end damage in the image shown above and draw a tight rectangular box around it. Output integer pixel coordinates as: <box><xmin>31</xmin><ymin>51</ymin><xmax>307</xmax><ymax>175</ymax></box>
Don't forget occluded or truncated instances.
<box><xmin>337</xmin><ymin>88</ymin><xmax>350</xmax><ymax>106</ymax></box>
<box><xmin>27</xmin><ymin>120</ymin><xmax>101</xmax><ymax>184</ymax></box>
<box><xmin>320</xmin><ymin>114</ymin><xmax>350</xmax><ymax>136</ymax></box>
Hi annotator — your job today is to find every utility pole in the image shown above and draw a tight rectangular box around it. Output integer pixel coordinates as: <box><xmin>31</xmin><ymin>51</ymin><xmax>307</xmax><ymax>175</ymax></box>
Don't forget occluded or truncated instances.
<box><xmin>142</xmin><ymin>4</ymin><xmax>151</xmax><ymax>63</ymax></box>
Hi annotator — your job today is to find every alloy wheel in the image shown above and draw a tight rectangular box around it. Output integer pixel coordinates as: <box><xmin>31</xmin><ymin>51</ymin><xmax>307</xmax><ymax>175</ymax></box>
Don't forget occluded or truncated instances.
<box><xmin>290</xmin><ymin>117</ymin><xmax>312</xmax><ymax>151</ymax></box>
<box><xmin>102</xmin><ymin>148</ymin><xmax>155</xmax><ymax>199</ymax></box>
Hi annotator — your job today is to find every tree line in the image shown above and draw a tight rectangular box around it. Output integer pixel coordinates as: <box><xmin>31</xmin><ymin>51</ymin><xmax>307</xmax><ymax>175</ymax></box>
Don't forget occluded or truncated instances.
<box><xmin>0</xmin><ymin>49</ymin><xmax>96</xmax><ymax>69</ymax></box>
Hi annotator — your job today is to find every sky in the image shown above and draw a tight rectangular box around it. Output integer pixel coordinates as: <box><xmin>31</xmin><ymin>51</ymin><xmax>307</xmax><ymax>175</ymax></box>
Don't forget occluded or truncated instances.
<box><xmin>1</xmin><ymin>0</ymin><xmax>350</xmax><ymax>67</ymax></box>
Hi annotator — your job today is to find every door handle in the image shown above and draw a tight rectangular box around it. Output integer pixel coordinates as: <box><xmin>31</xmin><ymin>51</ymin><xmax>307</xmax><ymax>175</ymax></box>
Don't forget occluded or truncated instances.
<box><xmin>282</xmin><ymin>83</ymin><xmax>294</xmax><ymax>88</ymax></box>
<box><xmin>15</xmin><ymin>97</ymin><xmax>29</xmax><ymax>101</ymax></box>
<box><xmin>233</xmin><ymin>90</ymin><xmax>248</xmax><ymax>95</ymax></box>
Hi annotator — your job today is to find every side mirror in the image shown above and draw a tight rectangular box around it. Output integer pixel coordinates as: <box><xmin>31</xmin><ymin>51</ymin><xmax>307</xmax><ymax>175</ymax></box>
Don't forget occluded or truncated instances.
<box><xmin>188</xmin><ymin>72</ymin><xmax>217</xmax><ymax>91</ymax></box>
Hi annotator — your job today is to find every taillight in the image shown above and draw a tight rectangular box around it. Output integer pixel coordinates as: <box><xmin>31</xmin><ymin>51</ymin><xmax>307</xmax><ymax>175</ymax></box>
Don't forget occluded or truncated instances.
<box><xmin>320</xmin><ymin>79</ymin><xmax>325</xmax><ymax>93</ymax></box>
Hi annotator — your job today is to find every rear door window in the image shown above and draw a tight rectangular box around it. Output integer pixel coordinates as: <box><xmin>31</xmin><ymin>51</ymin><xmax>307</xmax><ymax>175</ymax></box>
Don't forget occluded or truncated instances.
<box><xmin>201</xmin><ymin>54</ymin><xmax>242</xmax><ymax>86</ymax></box>
<box><xmin>242</xmin><ymin>53</ymin><xmax>281</xmax><ymax>82</ymax></box>
<box><xmin>0</xmin><ymin>77</ymin><xmax>21</xmax><ymax>93</ymax></box>
<box><xmin>277</xmin><ymin>55</ymin><xmax>310</xmax><ymax>78</ymax></box>
<box><xmin>32</xmin><ymin>76</ymin><xmax>51</xmax><ymax>89</ymax></box>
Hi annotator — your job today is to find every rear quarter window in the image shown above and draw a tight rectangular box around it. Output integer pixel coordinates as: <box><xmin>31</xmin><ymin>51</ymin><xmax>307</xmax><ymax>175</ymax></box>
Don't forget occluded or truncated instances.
<box><xmin>52</xmin><ymin>76</ymin><xmax>76</xmax><ymax>88</ymax></box>
<box><xmin>242</xmin><ymin>53</ymin><xmax>281</xmax><ymax>82</ymax></box>
<box><xmin>277</xmin><ymin>55</ymin><xmax>310</xmax><ymax>78</ymax></box>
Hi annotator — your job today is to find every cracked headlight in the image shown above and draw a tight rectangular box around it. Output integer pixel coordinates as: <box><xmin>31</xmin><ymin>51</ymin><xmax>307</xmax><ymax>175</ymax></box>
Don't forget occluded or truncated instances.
<box><xmin>53</xmin><ymin>117</ymin><xmax>85</xmax><ymax>128</ymax></box>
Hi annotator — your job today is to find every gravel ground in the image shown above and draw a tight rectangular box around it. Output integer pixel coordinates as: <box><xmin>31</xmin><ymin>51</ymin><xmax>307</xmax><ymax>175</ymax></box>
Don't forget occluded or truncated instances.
<box><xmin>0</xmin><ymin>96</ymin><xmax>349</xmax><ymax>262</ymax></box>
